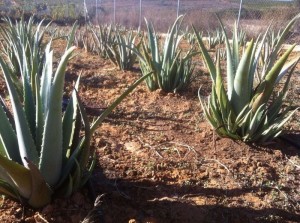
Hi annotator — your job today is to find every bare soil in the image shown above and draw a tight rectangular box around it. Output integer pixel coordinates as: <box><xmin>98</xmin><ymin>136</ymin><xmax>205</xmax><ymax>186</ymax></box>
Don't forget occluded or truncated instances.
<box><xmin>0</xmin><ymin>41</ymin><xmax>300</xmax><ymax>223</ymax></box>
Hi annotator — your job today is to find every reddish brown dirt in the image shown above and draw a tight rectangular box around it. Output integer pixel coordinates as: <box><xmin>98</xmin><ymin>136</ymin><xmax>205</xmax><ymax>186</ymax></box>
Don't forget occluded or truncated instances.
<box><xmin>0</xmin><ymin>44</ymin><xmax>300</xmax><ymax>223</ymax></box>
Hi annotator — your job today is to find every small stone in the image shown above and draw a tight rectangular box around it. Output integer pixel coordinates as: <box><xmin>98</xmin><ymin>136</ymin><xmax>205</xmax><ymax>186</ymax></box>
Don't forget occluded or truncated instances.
<box><xmin>274</xmin><ymin>150</ymin><xmax>282</xmax><ymax>159</ymax></box>
<box><xmin>257</xmin><ymin>167</ymin><xmax>267</xmax><ymax>176</ymax></box>
<box><xmin>124</xmin><ymin>141</ymin><xmax>142</xmax><ymax>154</ymax></box>
<box><xmin>210</xmin><ymin>171</ymin><xmax>220</xmax><ymax>178</ymax></box>
<box><xmin>248</xmin><ymin>166</ymin><xmax>255</xmax><ymax>173</ymax></box>
<box><xmin>217</xmin><ymin>168</ymin><xmax>227</xmax><ymax>174</ymax></box>
<box><xmin>200</xmin><ymin>132</ymin><xmax>206</xmax><ymax>138</ymax></box>
<box><xmin>15</xmin><ymin>208</ymin><xmax>22</xmax><ymax>215</ymax></box>
<box><xmin>25</xmin><ymin>216</ymin><xmax>35</xmax><ymax>222</ymax></box>
<box><xmin>128</xmin><ymin>170</ymin><xmax>138</xmax><ymax>177</ymax></box>
<box><xmin>198</xmin><ymin>172</ymin><xmax>208</xmax><ymax>179</ymax></box>
<box><xmin>285</xmin><ymin>165</ymin><xmax>294</xmax><ymax>174</ymax></box>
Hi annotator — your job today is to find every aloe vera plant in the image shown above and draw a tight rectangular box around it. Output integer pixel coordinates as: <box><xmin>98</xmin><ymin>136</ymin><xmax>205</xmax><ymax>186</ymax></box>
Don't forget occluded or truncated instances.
<box><xmin>0</xmin><ymin>26</ymin><xmax>150</xmax><ymax>208</ymax></box>
<box><xmin>0</xmin><ymin>16</ymin><xmax>51</xmax><ymax>95</ymax></box>
<box><xmin>259</xmin><ymin>28</ymin><xmax>286</xmax><ymax>71</ymax></box>
<box><xmin>105</xmin><ymin>29</ymin><xmax>141</xmax><ymax>70</ymax></box>
<box><xmin>0</xmin><ymin>44</ymin><xmax>76</xmax><ymax>207</ymax></box>
<box><xmin>0</xmin><ymin>44</ymin><xmax>149</xmax><ymax>207</ymax></box>
<box><xmin>132</xmin><ymin>16</ymin><xmax>196</xmax><ymax>93</ymax></box>
<box><xmin>74</xmin><ymin>28</ymin><xmax>96</xmax><ymax>53</ymax></box>
<box><xmin>183</xmin><ymin>26</ymin><xmax>201</xmax><ymax>46</ymax></box>
<box><xmin>194</xmin><ymin>14</ymin><xmax>300</xmax><ymax>142</ymax></box>
<box><xmin>207</xmin><ymin>28</ymin><xmax>224</xmax><ymax>49</ymax></box>
<box><xmin>91</xmin><ymin>24</ymin><xmax>116</xmax><ymax>58</ymax></box>
<box><xmin>186</xmin><ymin>32</ymin><xmax>197</xmax><ymax>46</ymax></box>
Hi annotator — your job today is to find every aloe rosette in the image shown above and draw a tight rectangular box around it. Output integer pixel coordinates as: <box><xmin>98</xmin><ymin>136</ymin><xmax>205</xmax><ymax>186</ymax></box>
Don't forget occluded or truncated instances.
<box><xmin>105</xmin><ymin>29</ymin><xmax>141</xmax><ymax>71</ymax></box>
<box><xmin>0</xmin><ymin>45</ymin><xmax>78</xmax><ymax>207</ymax></box>
<box><xmin>130</xmin><ymin>16</ymin><xmax>196</xmax><ymax>93</ymax></box>
<box><xmin>0</xmin><ymin>19</ymin><xmax>150</xmax><ymax>207</ymax></box>
<box><xmin>194</xmin><ymin>14</ymin><xmax>300</xmax><ymax>142</ymax></box>
<box><xmin>0</xmin><ymin>17</ymin><xmax>51</xmax><ymax>92</ymax></box>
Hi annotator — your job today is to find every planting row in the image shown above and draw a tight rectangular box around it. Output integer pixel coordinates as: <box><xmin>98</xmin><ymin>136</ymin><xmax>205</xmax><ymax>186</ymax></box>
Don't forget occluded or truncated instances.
<box><xmin>0</xmin><ymin>12</ymin><xmax>299</xmax><ymax>209</ymax></box>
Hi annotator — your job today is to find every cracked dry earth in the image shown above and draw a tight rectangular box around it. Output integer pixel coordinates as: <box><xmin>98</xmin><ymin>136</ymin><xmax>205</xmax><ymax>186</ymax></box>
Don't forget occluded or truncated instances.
<box><xmin>0</xmin><ymin>43</ymin><xmax>300</xmax><ymax>223</ymax></box>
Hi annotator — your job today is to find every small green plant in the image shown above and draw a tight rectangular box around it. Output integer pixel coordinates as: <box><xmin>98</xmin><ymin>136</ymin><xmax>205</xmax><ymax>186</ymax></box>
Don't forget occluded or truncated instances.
<box><xmin>91</xmin><ymin>24</ymin><xmax>116</xmax><ymax>58</ymax></box>
<box><xmin>45</xmin><ymin>24</ymin><xmax>73</xmax><ymax>39</ymax></box>
<box><xmin>194</xmin><ymin>14</ymin><xmax>300</xmax><ymax>142</ymax></box>
<box><xmin>133</xmin><ymin>16</ymin><xmax>197</xmax><ymax>93</ymax></box>
<box><xmin>182</xmin><ymin>26</ymin><xmax>201</xmax><ymax>46</ymax></box>
<box><xmin>237</xmin><ymin>28</ymin><xmax>247</xmax><ymax>46</ymax></box>
<box><xmin>105</xmin><ymin>29</ymin><xmax>141</xmax><ymax>70</ymax></box>
<box><xmin>74</xmin><ymin>28</ymin><xmax>96</xmax><ymax>53</ymax></box>
<box><xmin>0</xmin><ymin>16</ymin><xmax>51</xmax><ymax>94</ymax></box>
<box><xmin>186</xmin><ymin>32</ymin><xmax>196</xmax><ymax>46</ymax></box>
<box><xmin>259</xmin><ymin>29</ymin><xmax>284</xmax><ymax>70</ymax></box>
<box><xmin>207</xmin><ymin>28</ymin><xmax>224</xmax><ymax>49</ymax></box>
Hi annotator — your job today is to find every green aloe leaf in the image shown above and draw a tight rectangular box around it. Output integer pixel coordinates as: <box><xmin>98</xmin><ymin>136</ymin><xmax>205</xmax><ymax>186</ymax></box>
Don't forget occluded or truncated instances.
<box><xmin>0</xmin><ymin>53</ymin><xmax>39</xmax><ymax>167</ymax></box>
<box><xmin>40</xmin><ymin>43</ymin><xmax>53</xmax><ymax>115</ymax></box>
<box><xmin>35</xmin><ymin>73</ymin><xmax>43</xmax><ymax>153</ymax></box>
<box><xmin>232</xmin><ymin>40</ymin><xmax>254</xmax><ymax>113</ymax></box>
<box><xmin>193</xmin><ymin>25</ymin><xmax>216</xmax><ymax>82</ymax></box>
<box><xmin>39</xmin><ymin>46</ymin><xmax>76</xmax><ymax>186</ymax></box>
<box><xmin>21</xmin><ymin>48</ymin><xmax>36</xmax><ymax>141</ymax></box>
<box><xmin>25</xmin><ymin>158</ymin><xmax>52</xmax><ymax>208</ymax></box>
<box><xmin>71</xmin><ymin>159</ymin><xmax>81</xmax><ymax>192</ymax></box>
<box><xmin>247</xmin><ymin>104</ymin><xmax>266</xmax><ymax>137</ymax></box>
<box><xmin>215</xmin><ymin>51</ymin><xmax>230</xmax><ymax>120</ymax></box>
<box><xmin>276</xmin><ymin>56</ymin><xmax>300</xmax><ymax>84</ymax></box>
<box><xmin>252</xmin><ymin>44</ymin><xmax>295</xmax><ymax>112</ymax></box>
<box><xmin>248</xmin><ymin>26</ymin><xmax>270</xmax><ymax>86</ymax></box>
<box><xmin>0</xmin><ymin>98</ymin><xmax>20</xmax><ymax>162</ymax></box>
<box><xmin>145</xmin><ymin>18</ymin><xmax>160</xmax><ymax>65</ymax></box>
<box><xmin>0</xmin><ymin>179</ymin><xmax>19</xmax><ymax>200</ymax></box>
<box><xmin>62</xmin><ymin>76</ymin><xmax>80</xmax><ymax>158</ymax></box>
<box><xmin>268</xmin><ymin>58</ymin><xmax>299</xmax><ymax>122</ymax></box>
<box><xmin>75</xmin><ymin>89</ymin><xmax>91</xmax><ymax>171</ymax></box>
<box><xmin>216</xmin><ymin>15</ymin><xmax>234</xmax><ymax>100</ymax></box>
<box><xmin>66</xmin><ymin>21</ymin><xmax>78</xmax><ymax>51</ymax></box>
<box><xmin>265</xmin><ymin>13</ymin><xmax>300</xmax><ymax>73</ymax></box>
<box><xmin>0</xmin><ymin>155</ymin><xmax>32</xmax><ymax>199</ymax></box>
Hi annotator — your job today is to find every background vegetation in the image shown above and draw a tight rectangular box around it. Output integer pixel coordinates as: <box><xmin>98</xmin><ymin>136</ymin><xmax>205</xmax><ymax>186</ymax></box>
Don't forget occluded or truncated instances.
<box><xmin>0</xmin><ymin>0</ymin><xmax>298</xmax><ymax>34</ymax></box>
